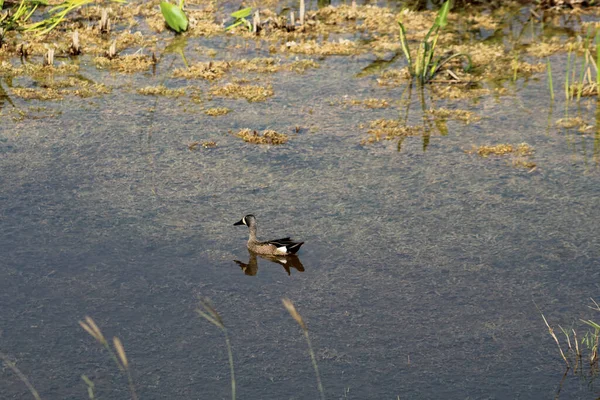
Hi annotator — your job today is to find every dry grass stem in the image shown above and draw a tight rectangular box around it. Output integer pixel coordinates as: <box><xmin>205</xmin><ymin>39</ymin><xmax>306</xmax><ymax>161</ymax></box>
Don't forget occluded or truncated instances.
<box><xmin>0</xmin><ymin>352</ymin><xmax>42</xmax><ymax>400</ymax></box>
<box><xmin>113</xmin><ymin>337</ymin><xmax>128</xmax><ymax>368</ymax></box>
<box><xmin>282</xmin><ymin>298</ymin><xmax>306</xmax><ymax>330</ymax></box>
<box><xmin>196</xmin><ymin>298</ymin><xmax>235</xmax><ymax>400</ymax></box>
<box><xmin>282</xmin><ymin>298</ymin><xmax>324</xmax><ymax>400</ymax></box>
<box><xmin>541</xmin><ymin>312</ymin><xmax>570</xmax><ymax>367</ymax></box>
<box><xmin>79</xmin><ymin>316</ymin><xmax>107</xmax><ymax>345</ymax></box>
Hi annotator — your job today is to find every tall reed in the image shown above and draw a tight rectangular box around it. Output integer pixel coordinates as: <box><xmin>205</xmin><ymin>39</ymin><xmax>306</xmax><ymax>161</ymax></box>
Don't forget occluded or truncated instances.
<box><xmin>79</xmin><ymin>316</ymin><xmax>138</xmax><ymax>400</ymax></box>
<box><xmin>282</xmin><ymin>298</ymin><xmax>325</xmax><ymax>400</ymax></box>
<box><xmin>196</xmin><ymin>298</ymin><xmax>236</xmax><ymax>400</ymax></box>
<box><xmin>0</xmin><ymin>351</ymin><xmax>42</xmax><ymax>400</ymax></box>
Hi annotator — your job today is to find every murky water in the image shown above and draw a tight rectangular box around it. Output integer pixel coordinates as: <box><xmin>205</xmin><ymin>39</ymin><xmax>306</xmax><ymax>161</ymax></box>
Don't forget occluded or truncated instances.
<box><xmin>2</xmin><ymin>2</ymin><xmax>600</xmax><ymax>400</ymax></box>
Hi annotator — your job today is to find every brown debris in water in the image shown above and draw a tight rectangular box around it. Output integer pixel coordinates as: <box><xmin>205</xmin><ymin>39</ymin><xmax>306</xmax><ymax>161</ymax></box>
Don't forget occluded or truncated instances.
<box><xmin>427</xmin><ymin>108</ymin><xmax>480</xmax><ymax>123</ymax></box>
<box><xmin>344</xmin><ymin>98</ymin><xmax>390</xmax><ymax>109</ymax></box>
<box><xmin>137</xmin><ymin>85</ymin><xmax>186</xmax><ymax>97</ymax></box>
<box><xmin>95</xmin><ymin>54</ymin><xmax>153</xmax><ymax>73</ymax></box>
<box><xmin>361</xmin><ymin>119</ymin><xmax>424</xmax><ymax>144</ymax></box>
<box><xmin>173</xmin><ymin>61</ymin><xmax>232</xmax><ymax>80</ymax></box>
<box><xmin>466</xmin><ymin>143</ymin><xmax>534</xmax><ymax>157</ymax></box>
<box><xmin>188</xmin><ymin>141</ymin><xmax>217</xmax><ymax>150</ymax></box>
<box><xmin>284</xmin><ymin>39</ymin><xmax>359</xmax><ymax>56</ymax></box>
<box><xmin>556</xmin><ymin>117</ymin><xmax>594</xmax><ymax>132</ymax></box>
<box><xmin>11</xmin><ymin>81</ymin><xmax>111</xmax><ymax>100</ymax></box>
<box><xmin>204</xmin><ymin>107</ymin><xmax>231</xmax><ymax>116</ymax></box>
<box><xmin>210</xmin><ymin>83</ymin><xmax>274</xmax><ymax>102</ymax></box>
<box><xmin>235</xmin><ymin>129</ymin><xmax>288</xmax><ymax>145</ymax></box>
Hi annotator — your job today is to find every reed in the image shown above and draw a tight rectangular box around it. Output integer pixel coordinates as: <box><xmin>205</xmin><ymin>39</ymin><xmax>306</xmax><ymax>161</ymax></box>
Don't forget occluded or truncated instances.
<box><xmin>397</xmin><ymin>0</ymin><xmax>471</xmax><ymax>84</ymax></box>
<box><xmin>282</xmin><ymin>298</ymin><xmax>325</xmax><ymax>400</ymax></box>
<box><xmin>547</xmin><ymin>58</ymin><xmax>555</xmax><ymax>101</ymax></box>
<box><xmin>79</xmin><ymin>316</ymin><xmax>138</xmax><ymax>400</ymax></box>
<box><xmin>0</xmin><ymin>351</ymin><xmax>42</xmax><ymax>400</ymax></box>
<box><xmin>196</xmin><ymin>298</ymin><xmax>236</xmax><ymax>400</ymax></box>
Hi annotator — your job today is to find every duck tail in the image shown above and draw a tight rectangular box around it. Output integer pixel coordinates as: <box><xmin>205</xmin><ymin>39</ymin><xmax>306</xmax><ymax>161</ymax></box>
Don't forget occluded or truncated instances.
<box><xmin>287</xmin><ymin>242</ymin><xmax>304</xmax><ymax>254</ymax></box>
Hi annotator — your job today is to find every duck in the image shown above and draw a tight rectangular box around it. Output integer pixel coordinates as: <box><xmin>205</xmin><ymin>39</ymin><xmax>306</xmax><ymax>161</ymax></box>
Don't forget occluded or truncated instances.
<box><xmin>234</xmin><ymin>214</ymin><xmax>304</xmax><ymax>256</ymax></box>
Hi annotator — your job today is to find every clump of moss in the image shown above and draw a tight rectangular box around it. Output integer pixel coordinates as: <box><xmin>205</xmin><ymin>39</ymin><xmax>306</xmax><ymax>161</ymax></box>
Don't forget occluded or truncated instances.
<box><xmin>569</xmin><ymin>83</ymin><xmax>598</xmax><ymax>98</ymax></box>
<box><xmin>466</xmin><ymin>143</ymin><xmax>534</xmax><ymax>157</ymax></box>
<box><xmin>284</xmin><ymin>39</ymin><xmax>359</xmax><ymax>56</ymax></box>
<box><xmin>188</xmin><ymin>141</ymin><xmax>217</xmax><ymax>150</ymax></box>
<box><xmin>11</xmin><ymin>88</ymin><xmax>64</xmax><ymax>101</ymax></box>
<box><xmin>512</xmin><ymin>158</ymin><xmax>537</xmax><ymax>170</ymax></box>
<box><xmin>556</xmin><ymin>117</ymin><xmax>594</xmax><ymax>133</ymax></box>
<box><xmin>137</xmin><ymin>85</ymin><xmax>186</xmax><ymax>97</ymax></box>
<box><xmin>94</xmin><ymin>55</ymin><xmax>154</xmax><ymax>73</ymax></box>
<box><xmin>377</xmin><ymin>69</ymin><xmax>410</xmax><ymax>86</ymax></box>
<box><xmin>288</xmin><ymin>59</ymin><xmax>319</xmax><ymax>73</ymax></box>
<box><xmin>210</xmin><ymin>83</ymin><xmax>274</xmax><ymax>102</ymax></box>
<box><xmin>11</xmin><ymin>81</ymin><xmax>111</xmax><ymax>100</ymax></box>
<box><xmin>234</xmin><ymin>129</ymin><xmax>288</xmax><ymax>145</ymax></box>
<box><xmin>427</xmin><ymin>108</ymin><xmax>480</xmax><ymax>123</ymax></box>
<box><xmin>361</xmin><ymin>119</ymin><xmax>423</xmax><ymax>144</ymax></box>
<box><xmin>204</xmin><ymin>107</ymin><xmax>231</xmax><ymax>116</ymax></box>
<box><xmin>173</xmin><ymin>61</ymin><xmax>231</xmax><ymax>80</ymax></box>
<box><xmin>344</xmin><ymin>98</ymin><xmax>390</xmax><ymax>109</ymax></box>
<box><xmin>0</xmin><ymin>61</ymin><xmax>79</xmax><ymax>77</ymax></box>
<box><xmin>234</xmin><ymin>58</ymin><xmax>280</xmax><ymax>73</ymax></box>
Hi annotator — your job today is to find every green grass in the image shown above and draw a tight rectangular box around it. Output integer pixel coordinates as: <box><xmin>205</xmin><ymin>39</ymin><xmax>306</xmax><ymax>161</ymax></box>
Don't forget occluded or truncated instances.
<box><xmin>397</xmin><ymin>0</ymin><xmax>471</xmax><ymax>84</ymax></box>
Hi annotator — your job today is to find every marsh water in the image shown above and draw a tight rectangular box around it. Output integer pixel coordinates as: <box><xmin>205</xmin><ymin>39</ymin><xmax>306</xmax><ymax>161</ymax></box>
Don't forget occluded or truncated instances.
<box><xmin>2</xmin><ymin>1</ymin><xmax>600</xmax><ymax>399</ymax></box>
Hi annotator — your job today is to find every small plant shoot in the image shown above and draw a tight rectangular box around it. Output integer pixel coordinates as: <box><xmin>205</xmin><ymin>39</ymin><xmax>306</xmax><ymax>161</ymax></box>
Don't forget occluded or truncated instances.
<box><xmin>160</xmin><ymin>0</ymin><xmax>188</xmax><ymax>33</ymax></box>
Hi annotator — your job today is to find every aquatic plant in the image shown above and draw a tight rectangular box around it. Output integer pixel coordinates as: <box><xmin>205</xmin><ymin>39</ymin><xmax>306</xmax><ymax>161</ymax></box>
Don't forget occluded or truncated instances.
<box><xmin>196</xmin><ymin>298</ymin><xmax>236</xmax><ymax>400</ymax></box>
<box><xmin>79</xmin><ymin>316</ymin><xmax>138</xmax><ymax>400</ymax></box>
<box><xmin>538</xmin><ymin>299</ymin><xmax>600</xmax><ymax>372</ymax></box>
<box><xmin>225</xmin><ymin>7</ymin><xmax>252</xmax><ymax>31</ymax></box>
<box><xmin>397</xmin><ymin>0</ymin><xmax>471</xmax><ymax>84</ymax></box>
<box><xmin>282</xmin><ymin>298</ymin><xmax>325</xmax><ymax>400</ymax></box>
<box><xmin>0</xmin><ymin>0</ymin><xmax>47</xmax><ymax>32</ymax></box>
<box><xmin>160</xmin><ymin>0</ymin><xmax>188</xmax><ymax>33</ymax></box>
<box><xmin>0</xmin><ymin>351</ymin><xmax>42</xmax><ymax>400</ymax></box>
<box><xmin>22</xmin><ymin>0</ymin><xmax>125</xmax><ymax>35</ymax></box>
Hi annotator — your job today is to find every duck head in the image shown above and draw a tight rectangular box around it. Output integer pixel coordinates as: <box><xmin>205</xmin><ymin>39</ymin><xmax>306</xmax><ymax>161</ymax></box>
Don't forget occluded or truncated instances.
<box><xmin>234</xmin><ymin>214</ymin><xmax>256</xmax><ymax>227</ymax></box>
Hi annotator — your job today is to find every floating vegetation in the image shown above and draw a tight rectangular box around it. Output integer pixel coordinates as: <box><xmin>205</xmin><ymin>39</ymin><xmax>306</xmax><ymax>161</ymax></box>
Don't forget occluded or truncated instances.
<box><xmin>234</xmin><ymin>58</ymin><xmax>280</xmax><ymax>73</ymax></box>
<box><xmin>0</xmin><ymin>61</ymin><xmax>79</xmax><ymax>77</ymax></box>
<box><xmin>569</xmin><ymin>82</ymin><xmax>598</xmax><ymax>97</ymax></box>
<box><xmin>188</xmin><ymin>141</ymin><xmax>217</xmax><ymax>150</ymax></box>
<box><xmin>234</xmin><ymin>129</ymin><xmax>288</xmax><ymax>144</ymax></box>
<box><xmin>556</xmin><ymin>117</ymin><xmax>594</xmax><ymax>133</ymax></box>
<box><xmin>11</xmin><ymin>81</ymin><xmax>111</xmax><ymax>100</ymax></box>
<box><xmin>284</xmin><ymin>39</ymin><xmax>359</xmax><ymax>56</ymax></box>
<box><xmin>512</xmin><ymin>158</ymin><xmax>537</xmax><ymax>169</ymax></box>
<box><xmin>427</xmin><ymin>108</ymin><xmax>480</xmax><ymax>123</ymax></box>
<box><xmin>343</xmin><ymin>98</ymin><xmax>390</xmax><ymax>109</ymax></box>
<box><xmin>526</xmin><ymin>39</ymin><xmax>564</xmax><ymax>58</ymax></box>
<box><xmin>204</xmin><ymin>107</ymin><xmax>231</xmax><ymax>116</ymax></box>
<box><xmin>361</xmin><ymin>119</ymin><xmax>424</xmax><ymax>144</ymax></box>
<box><xmin>137</xmin><ymin>85</ymin><xmax>186</xmax><ymax>97</ymax></box>
<box><xmin>94</xmin><ymin>54</ymin><xmax>154</xmax><ymax>73</ymax></box>
<box><xmin>377</xmin><ymin>69</ymin><xmax>410</xmax><ymax>86</ymax></box>
<box><xmin>173</xmin><ymin>61</ymin><xmax>231</xmax><ymax>80</ymax></box>
<box><xmin>210</xmin><ymin>83</ymin><xmax>273</xmax><ymax>102</ymax></box>
<box><xmin>288</xmin><ymin>59</ymin><xmax>319</xmax><ymax>73</ymax></box>
<box><xmin>466</xmin><ymin>143</ymin><xmax>534</xmax><ymax>157</ymax></box>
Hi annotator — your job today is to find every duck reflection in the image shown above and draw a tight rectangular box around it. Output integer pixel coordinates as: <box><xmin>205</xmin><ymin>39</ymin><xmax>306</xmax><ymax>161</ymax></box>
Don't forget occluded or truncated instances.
<box><xmin>234</xmin><ymin>250</ymin><xmax>305</xmax><ymax>276</ymax></box>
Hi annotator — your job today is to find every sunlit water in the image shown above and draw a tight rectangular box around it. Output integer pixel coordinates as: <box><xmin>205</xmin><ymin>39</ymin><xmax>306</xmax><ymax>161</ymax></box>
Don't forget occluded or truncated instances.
<box><xmin>2</xmin><ymin>4</ymin><xmax>600</xmax><ymax>400</ymax></box>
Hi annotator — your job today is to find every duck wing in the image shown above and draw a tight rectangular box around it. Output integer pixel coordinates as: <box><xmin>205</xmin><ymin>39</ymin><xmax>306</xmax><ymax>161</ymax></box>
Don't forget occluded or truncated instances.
<box><xmin>266</xmin><ymin>237</ymin><xmax>293</xmax><ymax>246</ymax></box>
<box><xmin>266</xmin><ymin>238</ymin><xmax>304</xmax><ymax>255</ymax></box>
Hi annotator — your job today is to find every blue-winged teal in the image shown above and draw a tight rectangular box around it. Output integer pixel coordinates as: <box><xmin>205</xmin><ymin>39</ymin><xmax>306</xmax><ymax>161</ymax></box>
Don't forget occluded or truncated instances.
<box><xmin>234</xmin><ymin>214</ymin><xmax>304</xmax><ymax>256</ymax></box>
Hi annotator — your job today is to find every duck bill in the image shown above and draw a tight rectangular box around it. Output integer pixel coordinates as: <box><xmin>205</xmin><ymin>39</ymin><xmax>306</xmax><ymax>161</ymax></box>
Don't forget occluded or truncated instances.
<box><xmin>233</xmin><ymin>219</ymin><xmax>245</xmax><ymax>226</ymax></box>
